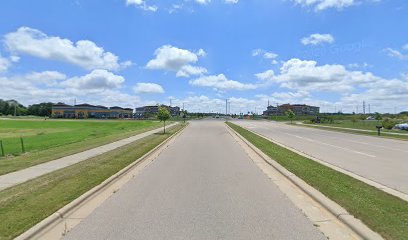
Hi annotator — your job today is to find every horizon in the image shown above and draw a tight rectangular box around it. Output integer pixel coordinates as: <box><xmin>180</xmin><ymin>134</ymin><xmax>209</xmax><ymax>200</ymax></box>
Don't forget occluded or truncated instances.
<box><xmin>0</xmin><ymin>0</ymin><xmax>407</xmax><ymax>114</ymax></box>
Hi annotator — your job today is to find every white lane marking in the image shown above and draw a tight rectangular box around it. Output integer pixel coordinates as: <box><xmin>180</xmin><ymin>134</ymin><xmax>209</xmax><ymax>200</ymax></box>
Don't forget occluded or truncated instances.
<box><xmin>338</xmin><ymin>139</ymin><xmax>408</xmax><ymax>154</ymax></box>
<box><xmin>283</xmin><ymin>133</ymin><xmax>377</xmax><ymax>158</ymax></box>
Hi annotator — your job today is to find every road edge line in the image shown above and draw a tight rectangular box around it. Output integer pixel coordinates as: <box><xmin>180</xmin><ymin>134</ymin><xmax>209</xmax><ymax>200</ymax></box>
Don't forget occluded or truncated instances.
<box><xmin>226</xmin><ymin>123</ymin><xmax>383</xmax><ymax>240</ymax></box>
<box><xmin>15</xmin><ymin>123</ymin><xmax>188</xmax><ymax>240</ymax></box>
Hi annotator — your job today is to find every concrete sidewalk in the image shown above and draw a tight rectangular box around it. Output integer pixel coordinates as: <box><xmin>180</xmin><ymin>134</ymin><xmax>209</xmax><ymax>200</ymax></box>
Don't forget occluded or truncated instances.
<box><xmin>0</xmin><ymin>123</ymin><xmax>178</xmax><ymax>191</ymax></box>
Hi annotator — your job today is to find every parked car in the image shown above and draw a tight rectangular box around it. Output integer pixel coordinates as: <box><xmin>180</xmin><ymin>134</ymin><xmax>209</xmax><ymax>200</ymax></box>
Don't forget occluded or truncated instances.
<box><xmin>366</xmin><ymin>116</ymin><xmax>375</xmax><ymax>120</ymax></box>
<box><xmin>394</xmin><ymin>123</ymin><xmax>408</xmax><ymax>131</ymax></box>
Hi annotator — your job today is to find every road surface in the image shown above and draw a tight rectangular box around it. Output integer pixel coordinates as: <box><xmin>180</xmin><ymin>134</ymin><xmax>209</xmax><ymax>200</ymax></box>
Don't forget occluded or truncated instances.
<box><xmin>64</xmin><ymin>120</ymin><xmax>325</xmax><ymax>240</ymax></box>
<box><xmin>232</xmin><ymin>120</ymin><xmax>408</xmax><ymax>194</ymax></box>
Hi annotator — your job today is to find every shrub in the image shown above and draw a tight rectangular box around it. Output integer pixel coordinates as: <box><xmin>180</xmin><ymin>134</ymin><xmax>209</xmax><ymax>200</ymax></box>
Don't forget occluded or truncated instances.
<box><xmin>382</xmin><ymin>118</ymin><xmax>397</xmax><ymax>130</ymax></box>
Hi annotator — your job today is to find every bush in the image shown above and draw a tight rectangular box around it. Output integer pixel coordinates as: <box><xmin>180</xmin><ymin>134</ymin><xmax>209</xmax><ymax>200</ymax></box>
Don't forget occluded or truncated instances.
<box><xmin>382</xmin><ymin>118</ymin><xmax>397</xmax><ymax>130</ymax></box>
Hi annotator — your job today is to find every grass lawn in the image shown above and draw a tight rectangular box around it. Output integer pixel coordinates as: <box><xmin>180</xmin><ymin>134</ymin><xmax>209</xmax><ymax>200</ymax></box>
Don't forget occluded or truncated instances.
<box><xmin>0</xmin><ymin>119</ymin><xmax>163</xmax><ymax>175</ymax></box>
<box><xmin>316</xmin><ymin>120</ymin><xmax>408</xmax><ymax>133</ymax></box>
<box><xmin>0</xmin><ymin>123</ymin><xmax>185</xmax><ymax>240</ymax></box>
<box><xmin>301</xmin><ymin>121</ymin><xmax>408</xmax><ymax>141</ymax></box>
<box><xmin>227</xmin><ymin>122</ymin><xmax>408</xmax><ymax>240</ymax></box>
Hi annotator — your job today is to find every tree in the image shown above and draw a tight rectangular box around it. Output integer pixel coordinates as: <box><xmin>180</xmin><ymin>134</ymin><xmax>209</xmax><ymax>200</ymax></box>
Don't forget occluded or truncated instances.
<box><xmin>285</xmin><ymin>109</ymin><xmax>295</xmax><ymax>123</ymax></box>
<box><xmin>157</xmin><ymin>106</ymin><xmax>171</xmax><ymax>134</ymax></box>
<box><xmin>375</xmin><ymin>112</ymin><xmax>382</xmax><ymax>121</ymax></box>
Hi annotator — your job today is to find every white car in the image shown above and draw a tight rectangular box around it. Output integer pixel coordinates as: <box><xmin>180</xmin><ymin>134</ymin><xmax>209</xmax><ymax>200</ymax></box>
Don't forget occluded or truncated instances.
<box><xmin>394</xmin><ymin>123</ymin><xmax>408</xmax><ymax>131</ymax></box>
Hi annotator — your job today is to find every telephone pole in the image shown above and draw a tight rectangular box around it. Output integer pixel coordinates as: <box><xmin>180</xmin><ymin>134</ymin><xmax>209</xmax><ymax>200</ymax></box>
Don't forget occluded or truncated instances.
<box><xmin>363</xmin><ymin>101</ymin><xmax>366</xmax><ymax>114</ymax></box>
<box><xmin>225</xmin><ymin>99</ymin><xmax>228</xmax><ymax>116</ymax></box>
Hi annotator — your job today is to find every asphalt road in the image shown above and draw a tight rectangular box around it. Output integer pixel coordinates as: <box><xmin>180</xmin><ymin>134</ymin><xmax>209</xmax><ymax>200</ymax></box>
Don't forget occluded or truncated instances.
<box><xmin>64</xmin><ymin>120</ymin><xmax>325</xmax><ymax>240</ymax></box>
<box><xmin>232</xmin><ymin>120</ymin><xmax>408</xmax><ymax>194</ymax></box>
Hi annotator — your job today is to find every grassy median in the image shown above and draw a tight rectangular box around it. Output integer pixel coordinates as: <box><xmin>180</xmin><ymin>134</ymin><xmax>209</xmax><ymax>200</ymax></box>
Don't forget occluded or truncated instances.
<box><xmin>0</xmin><ymin>120</ymin><xmax>163</xmax><ymax>175</ymax></box>
<box><xmin>300</xmin><ymin>123</ymin><xmax>408</xmax><ymax>141</ymax></box>
<box><xmin>227</xmin><ymin>122</ymin><xmax>408</xmax><ymax>240</ymax></box>
<box><xmin>0</xmin><ymin>124</ymin><xmax>184</xmax><ymax>240</ymax></box>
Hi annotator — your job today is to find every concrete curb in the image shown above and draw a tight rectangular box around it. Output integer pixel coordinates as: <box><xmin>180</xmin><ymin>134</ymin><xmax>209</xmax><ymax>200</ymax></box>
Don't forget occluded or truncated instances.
<box><xmin>226</xmin><ymin>124</ymin><xmax>383</xmax><ymax>240</ymax></box>
<box><xmin>239</xmin><ymin>124</ymin><xmax>408</xmax><ymax>202</ymax></box>
<box><xmin>16</xmin><ymin>123</ymin><xmax>188</xmax><ymax>240</ymax></box>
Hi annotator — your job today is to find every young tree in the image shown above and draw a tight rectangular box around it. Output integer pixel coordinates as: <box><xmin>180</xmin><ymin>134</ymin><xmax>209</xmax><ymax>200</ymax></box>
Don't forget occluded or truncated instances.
<box><xmin>375</xmin><ymin>112</ymin><xmax>382</xmax><ymax>121</ymax></box>
<box><xmin>157</xmin><ymin>106</ymin><xmax>171</xmax><ymax>134</ymax></box>
<box><xmin>285</xmin><ymin>109</ymin><xmax>295</xmax><ymax>123</ymax></box>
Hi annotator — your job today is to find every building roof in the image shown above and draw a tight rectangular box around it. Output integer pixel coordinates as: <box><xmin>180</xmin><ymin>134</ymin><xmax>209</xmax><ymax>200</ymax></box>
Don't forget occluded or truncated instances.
<box><xmin>53</xmin><ymin>103</ymin><xmax>72</xmax><ymax>107</ymax></box>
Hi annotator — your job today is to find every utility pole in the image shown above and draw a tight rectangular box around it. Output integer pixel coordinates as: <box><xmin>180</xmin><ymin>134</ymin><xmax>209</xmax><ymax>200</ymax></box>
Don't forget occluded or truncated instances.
<box><xmin>225</xmin><ymin>99</ymin><xmax>228</xmax><ymax>116</ymax></box>
<box><xmin>363</xmin><ymin>101</ymin><xmax>366</xmax><ymax>115</ymax></box>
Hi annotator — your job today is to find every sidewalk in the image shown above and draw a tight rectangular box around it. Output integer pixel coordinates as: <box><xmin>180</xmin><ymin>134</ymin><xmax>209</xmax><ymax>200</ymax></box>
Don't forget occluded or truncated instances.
<box><xmin>0</xmin><ymin>123</ymin><xmax>177</xmax><ymax>191</ymax></box>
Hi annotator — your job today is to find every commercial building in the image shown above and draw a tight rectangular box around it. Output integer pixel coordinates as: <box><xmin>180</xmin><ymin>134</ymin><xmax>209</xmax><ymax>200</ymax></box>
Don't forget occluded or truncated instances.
<box><xmin>135</xmin><ymin>105</ymin><xmax>180</xmax><ymax>118</ymax></box>
<box><xmin>52</xmin><ymin>103</ymin><xmax>133</xmax><ymax>119</ymax></box>
<box><xmin>263</xmin><ymin>104</ymin><xmax>319</xmax><ymax>116</ymax></box>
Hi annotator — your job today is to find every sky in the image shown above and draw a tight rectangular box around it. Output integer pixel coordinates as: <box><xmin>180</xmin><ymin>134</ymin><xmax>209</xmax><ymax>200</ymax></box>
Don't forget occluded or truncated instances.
<box><xmin>0</xmin><ymin>0</ymin><xmax>407</xmax><ymax>114</ymax></box>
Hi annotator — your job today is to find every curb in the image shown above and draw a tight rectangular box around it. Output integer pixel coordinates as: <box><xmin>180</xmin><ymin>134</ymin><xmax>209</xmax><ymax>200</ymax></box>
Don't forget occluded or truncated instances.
<box><xmin>240</xmin><ymin>124</ymin><xmax>408</xmax><ymax>202</ymax></box>
<box><xmin>226</xmin><ymin>124</ymin><xmax>383</xmax><ymax>240</ymax></box>
<box><xmin>16</xmin><ymin>123</ymin><xmax>188</xmax><ymax>240</ymax></box>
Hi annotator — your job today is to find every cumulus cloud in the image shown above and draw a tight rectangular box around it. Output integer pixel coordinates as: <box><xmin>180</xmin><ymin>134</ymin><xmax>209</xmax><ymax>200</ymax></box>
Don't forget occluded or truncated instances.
<box><xmin>256</xmin><ymin>58</ymin><xmax>380</xmax><ymax>92</ymax></box>
<box><xmin>0</xmin><ymin>54</ymin><xmax>11</xmax><ymax>73</ymax></box>
<box><xmin>189</xmin><ymin>74</ymin><xmax>257</xmax><ymax>90</ymax></box>
<box><xmin>301</xmin><ymin>33</ymin><xmax>334</xmax><ymax>45</ymax></box>
<box><xmin>4</xmin><ymin>27</ymin><xmax>131</xmax><ymax>71</ymax></box>
<box><xmin>0</xmin><ymin>70</ymin><xmax>148</xmax><ymax>108</ymax></box>
<box><xmin>25</xmin><ymin>71</ymin><xmax>67</xmax><ymax>86</ymax></box>
<box><xmin>146</xmin><ymin>45</ymin><xmax>207</xmax><ymax>77</ymax></box>
<box><xmin>61</xmin><ymin>69</ymin><xmax>125</xmax><ymax>90</ymax></box>
<box><xmin>255</xmin><ymin>58</ymin><xmax>408</xmax><ymax>113</ymax></box>
<box><xmin>133</xmin><ymin>83</ymin><xmax>165</xmax><ymax>94</ymax></box>
<box><xmin>225</xmin><ymin>0</ymin><xmax>239</xmax><ymax>4</ymax></box>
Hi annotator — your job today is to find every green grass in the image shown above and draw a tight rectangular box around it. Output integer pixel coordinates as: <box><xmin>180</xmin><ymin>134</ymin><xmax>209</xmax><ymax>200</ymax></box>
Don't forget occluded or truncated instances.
<box><xmin>301</xmin><ymin>121</ymin><xmax>408</xmax><ymax>141</ymax></box>
<box><xmin>316</xmin><ymin>120</ymin><xmax>408</xmax><ymax>133</ymax></box>
<box><xmin>227</xmin><ymin>122</ymin><xmax>408</xmax><ymax>240</ymax></box>
<box><xmin>0</xmin><ymin>119</ymin><xmax>163</xmax><ymax>175</ymax></box>
<box><xmin>0</xmin><ymin>124</ymin><xmax>184</xmax><ymax>240</ymax></box>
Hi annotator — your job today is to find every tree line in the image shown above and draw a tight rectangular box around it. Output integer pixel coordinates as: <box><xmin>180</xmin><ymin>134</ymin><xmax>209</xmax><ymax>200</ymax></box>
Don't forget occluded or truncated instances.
<box><xmin>0</xmin><ymin>99</ymin><xmax>53</xmax><ymax>117</ymax></box>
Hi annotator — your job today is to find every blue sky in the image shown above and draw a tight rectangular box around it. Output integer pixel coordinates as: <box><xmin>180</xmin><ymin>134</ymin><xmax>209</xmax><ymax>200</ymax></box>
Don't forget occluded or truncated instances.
<box><xmin>0</xmin><ymin>0</ymin><xmax>407</xmax><ymax>114</ymax></box>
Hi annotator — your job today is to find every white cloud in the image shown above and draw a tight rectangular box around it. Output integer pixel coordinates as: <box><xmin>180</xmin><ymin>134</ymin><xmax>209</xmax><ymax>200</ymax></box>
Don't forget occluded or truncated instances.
<box><xmin>25</xmin><ymin>71</ymin><xmax>67</xmax><ymax>86</ymax></box>
<box><xmin>256</xmin><ymin>58</ymin><xmax>381</xmax><ymax>93</ymax></box>
<box><xmin>4</xmin><ymin>27</ymin><xmax>130</xmax><ymax>71</ymax></box>
<box><xmin>195</xmin><ymin>0</ymin><xmax>211</xmax><ymax>5</ymax></box>
<box><xmin>291</xmin><ymin>0</ymin><xmax>355</xmax><ymax>11</ymax></box>
<box><xmin>61</xmin><ymin>69</ymin><xmax>125</xmax><ymax>90</ymax></box>
<box><xmin>133</xmin><ymin>83</ymin><xmax>165</xmax><ymax>94</ymax></box>
<box><xmin>252</xmin><ymin>49</ymin><xmax>278</xmax><ymax>59</ymax></box>
<box><xmin>301</xmin><ymin>33</ymin><xmax>334</xmax><ymax>45</ymax></box>
<box><xmin>254</xmin><ymin>58</ymin><xmax>408</xmax><ymax>113</ymax></box>
<box><xmin>403</xmin><ymin>43</ymin><xmax>408</xmax><ymax>50</ymax></box>
<box><xmin>146</xmin><ymin>45</ymin><xmax>207</xmax><ymax>77</ymax></box>
<box><xmin>0</xmin><ymin>54</ymin><xmax>11</xmax><ymax>73</ymax></box>
<box><xmin>252</xmin><ymin>49</ymin><xmax>279</xmax><ymax>64</ymax></box>
<box><xmin>126</xmin><ymin>0</ymin><xmax>158</xmax><ymax>11</ymax></box>
<box><xmin>255</xmin><ymin>70</ymin><xmax>275</xmax><ymax>81</ymax></box>
<box><xmin>225</xmin><ymin>0</ymin><xmax>239</xmax><ymax>4</ymax></box>
<box><xmin>189</xmin><ymin>74</ymin><xmax>257</xmax><ymax>90</ymax></box>
<box><xmin>176</xmin><ymin>65</ymin><xmax>208</xmax><ymax>77</ymax></box>
<box><xmin>384</xmin><ymin>47</ymin><xmax>408</xmax><ymax>60</ymax></box>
